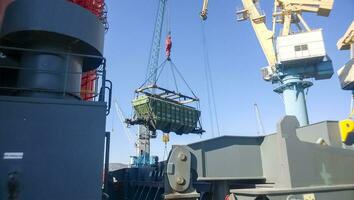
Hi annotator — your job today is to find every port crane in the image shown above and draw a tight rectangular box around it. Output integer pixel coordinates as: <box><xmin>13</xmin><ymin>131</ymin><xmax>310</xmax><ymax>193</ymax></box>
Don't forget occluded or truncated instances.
<box><xmin>337</xmin><ymin>21</ymin><xmax>354</xmax><ymax>144</ymax></box>
<box><xmin>201</xmin><ymin>0</ymin><xmax>334</xmax><ymax>127</ymax></box>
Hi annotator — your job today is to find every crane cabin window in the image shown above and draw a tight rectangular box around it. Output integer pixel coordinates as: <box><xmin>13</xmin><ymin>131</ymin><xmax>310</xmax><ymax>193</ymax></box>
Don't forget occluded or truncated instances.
<box><xmin>294</xmin><ymin>44</ymin><xmax>309</xmax><ymax>51</ymax></box>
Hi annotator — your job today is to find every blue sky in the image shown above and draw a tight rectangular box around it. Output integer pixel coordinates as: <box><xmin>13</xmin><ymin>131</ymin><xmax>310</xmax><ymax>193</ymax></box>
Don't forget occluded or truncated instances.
<box><xmin>104</xmin><ymin>0</ymin><xmax>354</xmax><ymax>164</ymax></box>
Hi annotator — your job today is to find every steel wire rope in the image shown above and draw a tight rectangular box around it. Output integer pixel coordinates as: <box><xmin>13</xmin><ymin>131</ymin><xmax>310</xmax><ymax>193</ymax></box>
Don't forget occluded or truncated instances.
<box><xmin>169</xmin><ymin>61</ymin><xmax>179</xmax><ymax>93</ymax></box>
<box><xmin>162</xmin><ymin>142</ymin><xmax>168</xmax><ymax>161</ymax></box>
<box><xmin>155</xmin><ymin>60</ymin><xmax>168</xmax><ymax>85</ymax></box>
<box><xmin>169</xmin><ymin>60</ymin><xmax>198</xmax><ymax>99</ymax></box>
<box><xmin>138</xmin><ymin>59</ymin><xmax>168</xmax><ymax>89</ymax></box>
<box><xmin>200</xmin><ymin>21</ymin><xmax>220</xmax><ymax>137</ymax></box>
<box><xmin>200</xmin><ymin>22</ymin><xmax>215</xmax><ymax>137</ymax></box>
<box><xmin>164</xmin><ymin>3</ymin><xmax>179</xmax><ymax>93</ymax></box>
<box><xmin>165</xmin><ymin>0</ymin><xmax>171</xmax><ymax>35</ymax></box>
<box><xmin>168</xmin><ymin>60</ymin><xmax>203</xmax><ymax>134</ymax></box>
<box><xmin>114</xmin><ymin>99</ymin><xmax>136</xmax><ymax>145</ymax></box>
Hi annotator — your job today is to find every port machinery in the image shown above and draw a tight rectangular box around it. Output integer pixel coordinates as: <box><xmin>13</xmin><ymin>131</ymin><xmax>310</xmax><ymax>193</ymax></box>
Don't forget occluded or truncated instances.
<box><xmin>123</xmin><ymin>0</ymin><xmax>204</xmax><ymax>168</ymax></box>
<box><xmin>0</xmin><ymin>0</ymin><xmax>112</xmax><ymax>199</ymax></box>
<box><xmin>337</xmin><ymin>21</ymin><xmax>354</xmax><ymax>145</ymax></box>
<box><xmin>1</xmin><ymin>0</ymin><xmax>353</xmax><ymax>200</ymax></box>
<box><xmin>108</xmin><ymin>1</ymin><xmax>354</xmax><ymax>200</ymax></box>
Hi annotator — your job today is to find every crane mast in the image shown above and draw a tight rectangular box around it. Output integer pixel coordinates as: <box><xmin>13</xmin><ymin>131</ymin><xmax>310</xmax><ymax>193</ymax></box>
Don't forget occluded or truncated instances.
<box><xmin>147</xmin><ymin>0</ymin><xmax>168</xmax><ymax>85</ymax></box>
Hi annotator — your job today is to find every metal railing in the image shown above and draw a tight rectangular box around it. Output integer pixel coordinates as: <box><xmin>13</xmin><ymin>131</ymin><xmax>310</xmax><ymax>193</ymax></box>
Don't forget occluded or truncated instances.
<box><xmin>0</xmin><ymin>45</ymin><xmax>111</xmax><ymax>106</ymax></box>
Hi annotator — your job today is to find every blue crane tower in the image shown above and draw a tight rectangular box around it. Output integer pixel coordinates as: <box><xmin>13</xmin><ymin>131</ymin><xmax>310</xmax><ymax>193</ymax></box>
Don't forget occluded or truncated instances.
<box><xmin>135</xmin><ymin>0</ymin><xmax>168</xmax><ymax>167</ymax></box>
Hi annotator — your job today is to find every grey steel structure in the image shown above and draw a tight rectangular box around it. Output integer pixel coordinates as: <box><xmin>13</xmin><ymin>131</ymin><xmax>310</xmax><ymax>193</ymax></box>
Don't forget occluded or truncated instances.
<box><xmin>108</xmin><ymin>116</ymin><xmax>354</xmax><ymax>200</ymax></box>
<box><xmin>163</xmin><ymin>116</ymin><xmax>354</xmax><ymax>200</ymax></box>
<box><xmin>0</xmin><ymin>0</ymin><xmax>111</xmax><ymax>199</ymax></box>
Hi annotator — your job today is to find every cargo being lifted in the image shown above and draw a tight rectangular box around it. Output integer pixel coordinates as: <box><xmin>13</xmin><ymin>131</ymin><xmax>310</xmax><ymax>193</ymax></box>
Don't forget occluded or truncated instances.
<box><xmin>126</xmin><ymin>84</ymin><xmax>203</xmax><ymax>135</ymax></box>
<box><xmin>126</xmin><ymin>60</ymin><xmax>204</xmax><ymax>135</ymax></box>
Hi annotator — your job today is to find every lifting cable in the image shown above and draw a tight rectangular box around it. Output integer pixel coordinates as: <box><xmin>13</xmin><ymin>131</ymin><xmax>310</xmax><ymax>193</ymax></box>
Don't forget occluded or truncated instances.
<box><xmin>164</xmin><ymin>2</ymin><xmax>180</xmax><ymax>93</ymax></box>
<box><xmin>163</xmin><ymin>144</ymin><xmax>168</xmax><ymax>160</ymax></box>
<box><xmin>200</xmin><ymin>21</ymin><xmax>220</xmax><ymax>137</ymax></box>
<box><xmin>164</xmin><ymin>2</ymin><xmax>180</xmax><ymax>94</ymax></box>
<box><xmin>142</xmin><ymin>58</ymin><xmax>199</xmax><ymax>100</ymax></box>
<box><xmin>170</xmin><ymin>61</ymin><xmax>179</xmax><ymax>93</ymax></box>
<box><xmin>169</xmin><ymin>60</ymin><xmax>198</xmax><ymax>99</ymax></box>
<box><xmin>138</xmin><ymin>59</ymin><xmax>168</xmax><ymax>89</ymax></box>
<box><xmin>114</xmin><ymin>99</ymin><xmax>136</xmax><ymax>145</ymax></box>
<box><xmin>165</xmin><ymin>0</ymin><xmax>171</xmax><ymax>36</ymax></box>
<box><xmin>160</xmin><ymin>0</ymin><xmax>172</xmax><ymax>156</ymax></box>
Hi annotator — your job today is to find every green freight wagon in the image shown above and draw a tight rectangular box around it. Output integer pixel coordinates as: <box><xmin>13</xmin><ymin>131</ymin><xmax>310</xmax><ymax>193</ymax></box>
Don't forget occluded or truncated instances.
<box><xmin>132</xmin><ymin>95</ymin><xmax>201</xmax><ymax>135</ymax></box>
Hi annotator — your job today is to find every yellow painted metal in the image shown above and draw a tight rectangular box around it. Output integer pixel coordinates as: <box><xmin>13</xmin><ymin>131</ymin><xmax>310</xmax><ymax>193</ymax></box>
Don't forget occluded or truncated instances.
<box><xmin>350</xmin><ymin>108</ymin><xmax>354</xmax><ymax>119</ymax></box>
<box><xmin>303</xmin><ymin>193</ymin><xmax>316</xmax><ymax>200</ymax></box>
<box><xmin>241</xmin><ymin>0</ymin><xmax>277</xmax><ymax>69</ymax></box>
<box><xmin>337</xmin><ymin>21</ymin><xmax>354</xmax><ymax>50</ymax></box>
<box><xmin>201</xmin><ymin>0</ymin><xmax>333</xmax><ymax>80</ymax></box>
<box><xmin>339</xmin><ymin>119</ymin><xmax>354</xmax><ymax>143</ymax></box>
<box><xmin>200</xmin><ymin>0</ymin><xmax>208</xmax><ymax>20</ymax></box>
<box><xmin>162</xmin><ymin>133</ymin><xmax>170</xmax><ymax>144</ymax></box>
<box><xmin>276</xmin><ymin>0</ymin><xmax>334</xmax><ymax>16</ymax></box>
<box><xmin>281</xmin><ymin>11</ymin><xmax>292</xmax><ymax>36</ymax></box>
<box><xmin>276</xmin><ymin>0</ymin><xmax>334</xmax><ymax>36</ymax></box>
<box><xmin>237</xmin><ymin>0</ymin><xmax>333</xmax><ymax>73</ymax></box>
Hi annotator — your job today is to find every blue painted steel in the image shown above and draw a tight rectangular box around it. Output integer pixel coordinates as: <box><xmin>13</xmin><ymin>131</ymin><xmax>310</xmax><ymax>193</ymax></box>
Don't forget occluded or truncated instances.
<box><xmin>271</xmin><ymin>54</ymin><xmax>334</xmax><ymax>127</ymax></box>
<box><xmin>146</xmin><ymin>0</ymin><xmax>168</xmax><ymax>85</ymax></box>
<box><xmin>274</xmin><ymin>75</ymin><xmax>312</xmax><ymax>126</ymax></box>
<box><xmin>131</xmin><ymin>154</ymin><xmax>159</xmax><ymax>167</ymax></box>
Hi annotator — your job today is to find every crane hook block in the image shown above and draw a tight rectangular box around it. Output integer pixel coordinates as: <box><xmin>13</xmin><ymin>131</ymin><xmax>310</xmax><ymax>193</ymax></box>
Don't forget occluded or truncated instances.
<box><xmin>165</xmin><ymin>33</ymin><xmax>172</xmax><ymax>60</ymax></box>
<box><xmin>162</xmin><ymin>133</ymin><xmax>170</xmax><ymax>144</ymax></box>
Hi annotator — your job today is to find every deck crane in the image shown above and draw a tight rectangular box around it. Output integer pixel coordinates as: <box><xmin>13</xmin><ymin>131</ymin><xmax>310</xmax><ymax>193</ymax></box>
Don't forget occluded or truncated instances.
<box><xmin>337</xmin><ymin>21</ymin><xmax>354</xmax><ymax>145</ymax></box>
<box><xmin>201</xmin><ymin>0</ymin><xmax>334</xmax><ymax>126</ymax></box>
<box><xmin>135</xmin><ymin>0</ymin><xmax>168</xmax><ymax>166</ymax></box>
<box><xmin>128</xmin><ymin>0</ymin><xmax>204</xmax><ymax>167</ymax></box>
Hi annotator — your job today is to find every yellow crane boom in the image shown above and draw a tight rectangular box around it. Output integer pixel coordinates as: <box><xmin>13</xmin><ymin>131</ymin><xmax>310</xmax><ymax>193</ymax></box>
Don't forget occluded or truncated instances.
<box><xmin>337</xmin><ymin>21</ymin><xmax>354</xmax><ymax>50</ymax></box>
<box><xmin>201</xmin><ymin>0</ymin><xmax>334</xmax><ymax>80</ymax></box>
<box><xmin>237</xmin><ymin>0</ymin><xmax>277</xmax><ymax>70</ymax></box>
<box><xmin>200</xmin><ymin>0</ymin><xmax>208</xmax><ymax>20</ymax></box>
